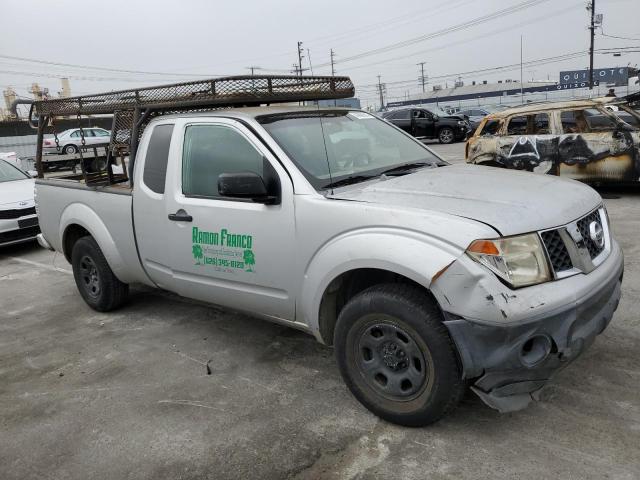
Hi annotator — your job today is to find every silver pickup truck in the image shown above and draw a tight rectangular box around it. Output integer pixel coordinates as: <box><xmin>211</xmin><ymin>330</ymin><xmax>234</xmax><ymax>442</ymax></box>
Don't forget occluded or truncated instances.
<box><xmin>33</xmin><ymin>77</ymin><xmax>623</xmax><ymax>426</ymax></box>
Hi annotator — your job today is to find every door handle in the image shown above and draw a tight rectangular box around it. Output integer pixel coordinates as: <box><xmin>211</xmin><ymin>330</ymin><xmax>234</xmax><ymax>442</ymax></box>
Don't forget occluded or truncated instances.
<box><xmin>168</xmin><ymin>209</ymin><xmax>192</xmax><ymax>222</ymax></box>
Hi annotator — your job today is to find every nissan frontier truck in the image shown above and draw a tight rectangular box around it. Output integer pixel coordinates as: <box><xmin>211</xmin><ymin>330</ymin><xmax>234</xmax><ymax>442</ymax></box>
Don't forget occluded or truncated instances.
<box><xmin>31</xmin><ymin>76</ymin><xmax>623</xmax><ymax>426</ymax></box>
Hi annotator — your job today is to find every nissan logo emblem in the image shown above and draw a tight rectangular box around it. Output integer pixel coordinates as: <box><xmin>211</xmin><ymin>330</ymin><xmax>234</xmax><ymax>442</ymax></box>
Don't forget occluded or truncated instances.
<box><xmin>589</xmin><ymin>221</ymin><xmax>604</xmax><ymax>249</ymax></box>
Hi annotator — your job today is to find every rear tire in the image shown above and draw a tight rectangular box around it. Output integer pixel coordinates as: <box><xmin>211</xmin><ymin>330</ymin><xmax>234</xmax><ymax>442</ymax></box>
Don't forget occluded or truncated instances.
<box><xmin>334</xmin><ymin>284</ymin><xmax>464</xmax><ymax>427</ymax></box>
<box><xmin>71</xmin><ymin>236</ymin><xmax>128</xmax><ymax>312</ymax></box>
<box><xmin>63</xmin><ymin>144</ymin><xmax>78</xmax><ymax>154</ymax></box>
<box><xmin>438</xmin><ymin>127</ymin><xmax>455</xmax><ymax>144</ymax></box>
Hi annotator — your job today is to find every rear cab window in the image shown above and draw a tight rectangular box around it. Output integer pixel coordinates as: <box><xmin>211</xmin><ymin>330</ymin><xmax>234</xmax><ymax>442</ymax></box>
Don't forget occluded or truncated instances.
<box><xmin>143</xmin><ymin>124</ymin><xmax>174</xmax><ymax>194</ymax></box>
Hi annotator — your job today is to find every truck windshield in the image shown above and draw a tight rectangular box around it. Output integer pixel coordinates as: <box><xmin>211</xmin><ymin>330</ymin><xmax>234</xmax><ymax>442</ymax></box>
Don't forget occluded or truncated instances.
<box><xmin>258</xmin><ymin>110</ymin><xmax>444</xmax><ymax>190</ymax></box>
<box><xmin>0</xmin><ymin>160</ymin><xmax>28</xmax><ymax>183</ymax></box>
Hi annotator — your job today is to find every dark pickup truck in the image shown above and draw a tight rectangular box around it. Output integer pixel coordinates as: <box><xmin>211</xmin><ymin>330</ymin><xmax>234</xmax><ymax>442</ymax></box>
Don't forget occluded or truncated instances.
<box><xmin>382</xmin><ymin>106</ymin><xmax>471</xmax><ymax>144</ymax></box>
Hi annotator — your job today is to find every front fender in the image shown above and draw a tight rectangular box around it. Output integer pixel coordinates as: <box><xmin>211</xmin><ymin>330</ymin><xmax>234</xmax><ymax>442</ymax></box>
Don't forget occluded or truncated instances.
<box><xmin>300</xmin><ymin>227</ymin><xmax>463</xmax><ymax>341</ymax></box>
<box><xmin>59</xmin><ymin>203</ymin><xmax>130</xmax><ymax>283</ymax></box>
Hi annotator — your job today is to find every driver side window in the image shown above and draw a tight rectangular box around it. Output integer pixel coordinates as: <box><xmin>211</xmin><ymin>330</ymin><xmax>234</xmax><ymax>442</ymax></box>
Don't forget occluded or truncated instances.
<box><xmin>182</xmin><ymin>124</ymin><xmax>265</xmax><ymax>199</ymax></box>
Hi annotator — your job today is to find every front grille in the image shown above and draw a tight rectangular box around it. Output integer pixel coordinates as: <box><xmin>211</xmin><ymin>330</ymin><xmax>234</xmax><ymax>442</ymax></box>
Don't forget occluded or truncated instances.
<box><xmin>576</xmin><ymin>210</ymin><xmax>605</xmax><ymax>259</ymax></box>
<box><xmin>541</xmin><ymin>229</ymin><xmax>573</xmax><ymax>272</ymax></box>
<box><xmin>0</xmin><ymin>206</ymin><xmax>36</xmax><ymax>220</ymax></box>
<box><xmin>539</xmin><ymin>207</ymin><xmax>609</xmax><ymax>278</ymax></box>
<box><xmin>0</xmin><ymin>225</ymin><xmax>40</xmax><ymax>244</ymax></box>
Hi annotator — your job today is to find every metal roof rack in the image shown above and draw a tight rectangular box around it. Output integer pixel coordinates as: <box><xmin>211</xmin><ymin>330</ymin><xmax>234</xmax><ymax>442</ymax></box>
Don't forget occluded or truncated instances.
<box><xmin>30</xmin><ymin>75</ymin><xmax>355</xmax><ymax>186</ymax></box>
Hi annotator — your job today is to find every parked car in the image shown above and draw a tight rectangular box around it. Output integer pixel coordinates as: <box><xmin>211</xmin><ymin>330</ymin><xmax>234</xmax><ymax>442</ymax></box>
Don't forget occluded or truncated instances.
<box><xmin>382</xmin><ymin>106</ymin><xmax>471</xmax><ymax>144</ymax></box>
<box><xmin>0</xmin><ymin>158</ymin><xmax>39</xmax><ymax>247</ymax></box>
<box><xmin>458</xmin><ymin>106</ymin><xmax>507</xmax><ymax>131</ymax></box>
<box><xmin>466</xmin><ymin>96</ymin><xmax>640</xmax><ymax>184</ymax></box>
<box><xmin>43</xmin><ymin>127</ymin><xmax>111</xmax><ymax>155</ymax></box>
<box><xmin>36</xmin><ymin>82</ymin><xmax>623</xmax><ymax>427</ymax></box>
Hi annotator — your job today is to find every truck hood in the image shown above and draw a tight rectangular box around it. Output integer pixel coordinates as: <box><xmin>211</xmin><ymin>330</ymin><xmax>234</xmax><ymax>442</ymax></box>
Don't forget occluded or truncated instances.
<box><xmin>329</xmin><ymin>164</ymin><xmax>602</xmax><ymax>236</ymax></box>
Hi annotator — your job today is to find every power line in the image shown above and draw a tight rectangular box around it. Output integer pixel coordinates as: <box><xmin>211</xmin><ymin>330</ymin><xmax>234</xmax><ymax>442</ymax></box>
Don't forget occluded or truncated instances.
<box><xmin>314</xmin><ymin>0</ymin><xmax>551</xmax><ymax>68</ymax></box>
<box><xmin>0</xmin><ymin>53</ymin><xmax>217</xmax><ymax>77</ymax></box>
<box><xmin>355</xmin><ymin>50</ymin><xmax>589</xmax><ymax>89</ymax></box>
<box><xmin>601</xmin><ymin>32</ymin><xmax>640</xmax><ymax>41</ymax></box>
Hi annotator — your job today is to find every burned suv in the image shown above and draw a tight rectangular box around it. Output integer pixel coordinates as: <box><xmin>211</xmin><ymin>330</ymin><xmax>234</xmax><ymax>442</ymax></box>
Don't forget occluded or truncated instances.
<box><xmin>466</xmin><ymin>96</ymin><xmax>640</xmax><ymax>184</ymax></box>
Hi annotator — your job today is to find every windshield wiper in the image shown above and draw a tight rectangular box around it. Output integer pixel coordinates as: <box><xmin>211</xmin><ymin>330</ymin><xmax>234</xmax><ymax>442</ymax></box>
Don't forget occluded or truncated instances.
<box><xmin>380</xmin><ymin>161</ymin><xmax>438</xmax><ymax>176</ymax></box>
<box><xmin>322</xmin><ymin>174</ymin><xmax>377</xmax><ymax>189</ymax></box>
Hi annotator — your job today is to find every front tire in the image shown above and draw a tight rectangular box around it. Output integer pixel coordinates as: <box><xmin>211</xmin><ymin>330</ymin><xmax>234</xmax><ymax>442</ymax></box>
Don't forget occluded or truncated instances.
<box><xmin>334</xmin><ymin>284</ymin><xmax>464</xmax><ymax>427</ymax></box>
<box><xmin>438</xmin><ymin>127</ymin><xmax>455</xmax><ymax>144</ymax></box>
<box><xmin>71</xmin><ymin>236</ymin><xmax>129</xmax><ymax>312</ymax></box>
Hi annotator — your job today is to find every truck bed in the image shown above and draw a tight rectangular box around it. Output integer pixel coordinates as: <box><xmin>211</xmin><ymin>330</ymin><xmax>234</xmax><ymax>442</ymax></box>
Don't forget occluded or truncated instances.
<box><xmin>35</xmin><ymin>179</ymin><xmax>147</xmax><ymax>285</ymax></box>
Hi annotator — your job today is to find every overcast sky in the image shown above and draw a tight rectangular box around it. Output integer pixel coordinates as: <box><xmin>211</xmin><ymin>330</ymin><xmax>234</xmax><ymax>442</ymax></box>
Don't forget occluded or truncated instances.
<box><xmin>1</xmin><ymin>0</ymin><xmax>638</xmax><ymax>109</ymax></box>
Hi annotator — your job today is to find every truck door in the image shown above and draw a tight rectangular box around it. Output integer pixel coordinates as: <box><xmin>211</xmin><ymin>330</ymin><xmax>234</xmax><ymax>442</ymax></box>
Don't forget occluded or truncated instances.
<box><xmin>133</xmin><ymin>118</ymin><xmax>297</xmax><ymax>321</ymax></box>
<box><xmin>412</xmin><ymin>109</ymin><xmax>435</xmax><ymax>138</ymax></box>
<box><xmin>495</xmin><ymin>113</ymin><xmax>557</xmax><ymax>173</ymax></box>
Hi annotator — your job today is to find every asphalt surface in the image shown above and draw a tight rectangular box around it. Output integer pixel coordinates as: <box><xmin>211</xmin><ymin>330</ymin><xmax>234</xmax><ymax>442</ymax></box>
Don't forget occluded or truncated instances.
<box><xmin>1</xmin><ymin>142</ymin><xmax>639</xmax><ymax>480</ymax></box>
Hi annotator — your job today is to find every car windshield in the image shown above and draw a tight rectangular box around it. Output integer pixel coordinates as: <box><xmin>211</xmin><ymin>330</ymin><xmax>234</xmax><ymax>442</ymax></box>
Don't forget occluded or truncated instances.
<box><xmin>258</xmin><ymin>110</ymin><xmax>444</xmax><ymax>190</ymax></box>
<box><xmin>0</xmin><ymin>159</ymin><xmax>28</xmax><ymax>183</ymax></box>
<box><xmin>425</xmin><ymin>106</ymin><xmax>450</xmax><ymax>117</ymax></box>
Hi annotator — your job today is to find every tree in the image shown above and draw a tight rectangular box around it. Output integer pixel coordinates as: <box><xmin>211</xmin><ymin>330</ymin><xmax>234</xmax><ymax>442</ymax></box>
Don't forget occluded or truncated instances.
<box><xmin>192</xmin><ymin>244</ymin><xmax>203</xmax><ymax>264</ymax></box>
<box><xmin>243</xmin><ymin>249</ymin><xmax>255</xmax><ymax>272</ymax></box>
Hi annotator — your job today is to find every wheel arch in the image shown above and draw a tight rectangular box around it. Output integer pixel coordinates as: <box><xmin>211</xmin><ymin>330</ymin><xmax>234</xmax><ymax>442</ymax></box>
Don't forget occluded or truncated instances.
<box><xmin>59</xmin><ymin>203</ymin><xmax>130</xmax><ymax>283</ymax></box>
<box><xmin>317</xmin><ymin>267</ymin><xmax>442</xmax><ymax>346</ymax></box>
<box><xmin>300</xmin><ymin>229</ymin><xmax>460</xmax><ymax>345</ymax></box>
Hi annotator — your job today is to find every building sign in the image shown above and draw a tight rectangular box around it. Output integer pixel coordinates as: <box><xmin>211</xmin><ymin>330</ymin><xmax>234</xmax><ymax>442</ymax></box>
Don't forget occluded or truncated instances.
<box><xmin>555</xmin><ymin>80</ymin><xmax>599</xmax><ymax>90</ymax></box>
<box><xmin>559</xmin><ymin>67</ymin><xmax>629</xmax><ymax>87</ymax></box>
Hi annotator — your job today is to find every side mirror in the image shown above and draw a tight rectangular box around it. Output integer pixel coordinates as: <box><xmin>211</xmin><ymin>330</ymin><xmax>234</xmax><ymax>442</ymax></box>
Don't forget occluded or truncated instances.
<box><xmin>218</xmin><ymin>171</ymin><xmax>277</xmax><ymax>204</ymax></box>
<box><xmin>432</xmin><ymin>114</ymin><xmax>439</xmax><ymax>121</ymax></box>
<box><xmin>27</xmin><ymin>170</ymin><xmax>38</xmax><ymax>178</ymax></box>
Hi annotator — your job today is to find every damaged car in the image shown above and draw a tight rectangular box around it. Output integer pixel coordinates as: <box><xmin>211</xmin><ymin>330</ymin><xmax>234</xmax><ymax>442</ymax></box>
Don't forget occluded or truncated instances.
<box><xmin>465</xmin><ymin>95</ymin><xmax>640</xmax><ymax>184</ymax></box>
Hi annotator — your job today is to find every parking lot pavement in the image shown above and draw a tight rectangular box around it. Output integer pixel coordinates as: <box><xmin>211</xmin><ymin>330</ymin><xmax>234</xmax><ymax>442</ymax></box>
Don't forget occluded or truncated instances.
<box><xmin>424</xmin><ymin>140</ymin><xmax>466</xmax><ymax>163</ymax></box>
<box><xmin>1</xmin><ymin>182</ymin><xmax>639</xmax><ymax>480</ymax></box>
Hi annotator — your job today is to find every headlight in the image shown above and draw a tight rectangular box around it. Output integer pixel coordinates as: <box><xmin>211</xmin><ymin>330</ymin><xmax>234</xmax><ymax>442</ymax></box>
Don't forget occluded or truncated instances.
<box><xmin>466</xmin><ymin>233</ymin><xmax>551</xmax><ymax>288</ymax></box>
<box><xmin>457</xmin><ymin>120</ymin><xmax>466</xmax><ymax>125</ymax></box>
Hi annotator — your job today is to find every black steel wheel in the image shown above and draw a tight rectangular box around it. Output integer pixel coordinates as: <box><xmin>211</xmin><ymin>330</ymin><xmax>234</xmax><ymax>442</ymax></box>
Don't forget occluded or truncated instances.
<box><xmin>71</xmin><ymin>236</ymin><xmax>129</xmax><ymax>312</ymax></box>
<box><xmin>355</xmin><ymin>318</ymin><xmax>431</xmax><ymax>401</ymax></box>
<box><xmin>79</xmin><ymin>255</ymin><xmax>101</xmax><ymax>298</ymax></box>
<box><xmin>334</xmin><ymin>284</ymin><xmax>464</xmax><ymax>427</ymax></box>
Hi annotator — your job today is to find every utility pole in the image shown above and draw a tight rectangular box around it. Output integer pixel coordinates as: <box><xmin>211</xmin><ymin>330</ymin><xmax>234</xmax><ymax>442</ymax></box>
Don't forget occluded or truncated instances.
<box><xmin>377</xmin><ymin>75</ymin><xmax>385</xmax><ymax>111</ymax></box>
<box><xmin>297</xmin><ymin>41</ymin><xmax>304</xmax><ymax>77</ymax></box>
<box><xmin>588</xmin><ymin>0</ymin><xmax>596</xmax><ymax>89</ymax></box>
<box><xmin>246</xmin><ymin>66</ymin><xmax>260</xmax><ymax>76</ymax></box>
<box><xmin>417</xmin><ymin>61</ymin><xmax>426</xmax><ymax>93</ymax></box>
<box><xmin>520</xmin><ymin>35</ymin><xmax>524</xmax><ymax>103</ymax></box>
<box><xmin>330</xmin><ymin>49</ymin><xmax>336</xmax><ymax>76</ymax></box>
<box><xmin>306</xmin><ymin>48</ymin><xmax>314</xmax><ymax>75</ymax></box>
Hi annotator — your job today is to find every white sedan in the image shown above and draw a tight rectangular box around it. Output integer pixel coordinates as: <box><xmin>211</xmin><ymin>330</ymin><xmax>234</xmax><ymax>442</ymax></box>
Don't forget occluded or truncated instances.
<box><xmin>43</xmin><ymin>127</ymin><xmax>111</xmax><ymax>155</ymax></box>
<box><xmin>0</xmin><ymin>158</ymin><xmax>39</xmax><ymax>247</ymax></box>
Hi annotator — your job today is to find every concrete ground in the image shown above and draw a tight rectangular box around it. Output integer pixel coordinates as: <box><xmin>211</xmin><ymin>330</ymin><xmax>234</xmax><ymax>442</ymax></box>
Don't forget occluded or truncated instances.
<box><xmin>1</xmin><ymin>142</ymin><xmax>639</xmax><ymax>480</ymax></box>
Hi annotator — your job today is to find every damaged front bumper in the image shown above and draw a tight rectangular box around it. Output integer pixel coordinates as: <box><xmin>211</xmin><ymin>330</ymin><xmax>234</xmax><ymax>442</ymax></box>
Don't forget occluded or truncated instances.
<box><xmin>432</xmin><ymin>239</ymin><xmax>624</xmax><ymax>413</ymax></box>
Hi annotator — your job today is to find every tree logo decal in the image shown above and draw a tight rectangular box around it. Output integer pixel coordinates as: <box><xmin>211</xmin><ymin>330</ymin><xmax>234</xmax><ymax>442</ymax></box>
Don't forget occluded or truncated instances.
<box><xmin>192</xmin><ymin>244</ymin><xmax>203</xmax><ymax>265</ymax></box>
<box><xmin>243</xmin><ymin>249</ymin><xmax>255</xmax><ymax>272</ymax></box>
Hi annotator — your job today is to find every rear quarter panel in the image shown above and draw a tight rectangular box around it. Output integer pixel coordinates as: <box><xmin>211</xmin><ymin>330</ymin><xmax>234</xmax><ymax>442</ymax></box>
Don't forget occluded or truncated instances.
<box><xmin>35</xmin><ymin>182</ymin><xmax>150</xmax><ymax>285</ymax></box>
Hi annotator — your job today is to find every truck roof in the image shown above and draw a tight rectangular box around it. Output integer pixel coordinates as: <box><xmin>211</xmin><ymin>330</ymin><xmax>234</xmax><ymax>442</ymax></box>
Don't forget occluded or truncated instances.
<box><xmin>153</xmin><ymin>105</ymin><xmax>357</xmax><ymax>121</ymax></box>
